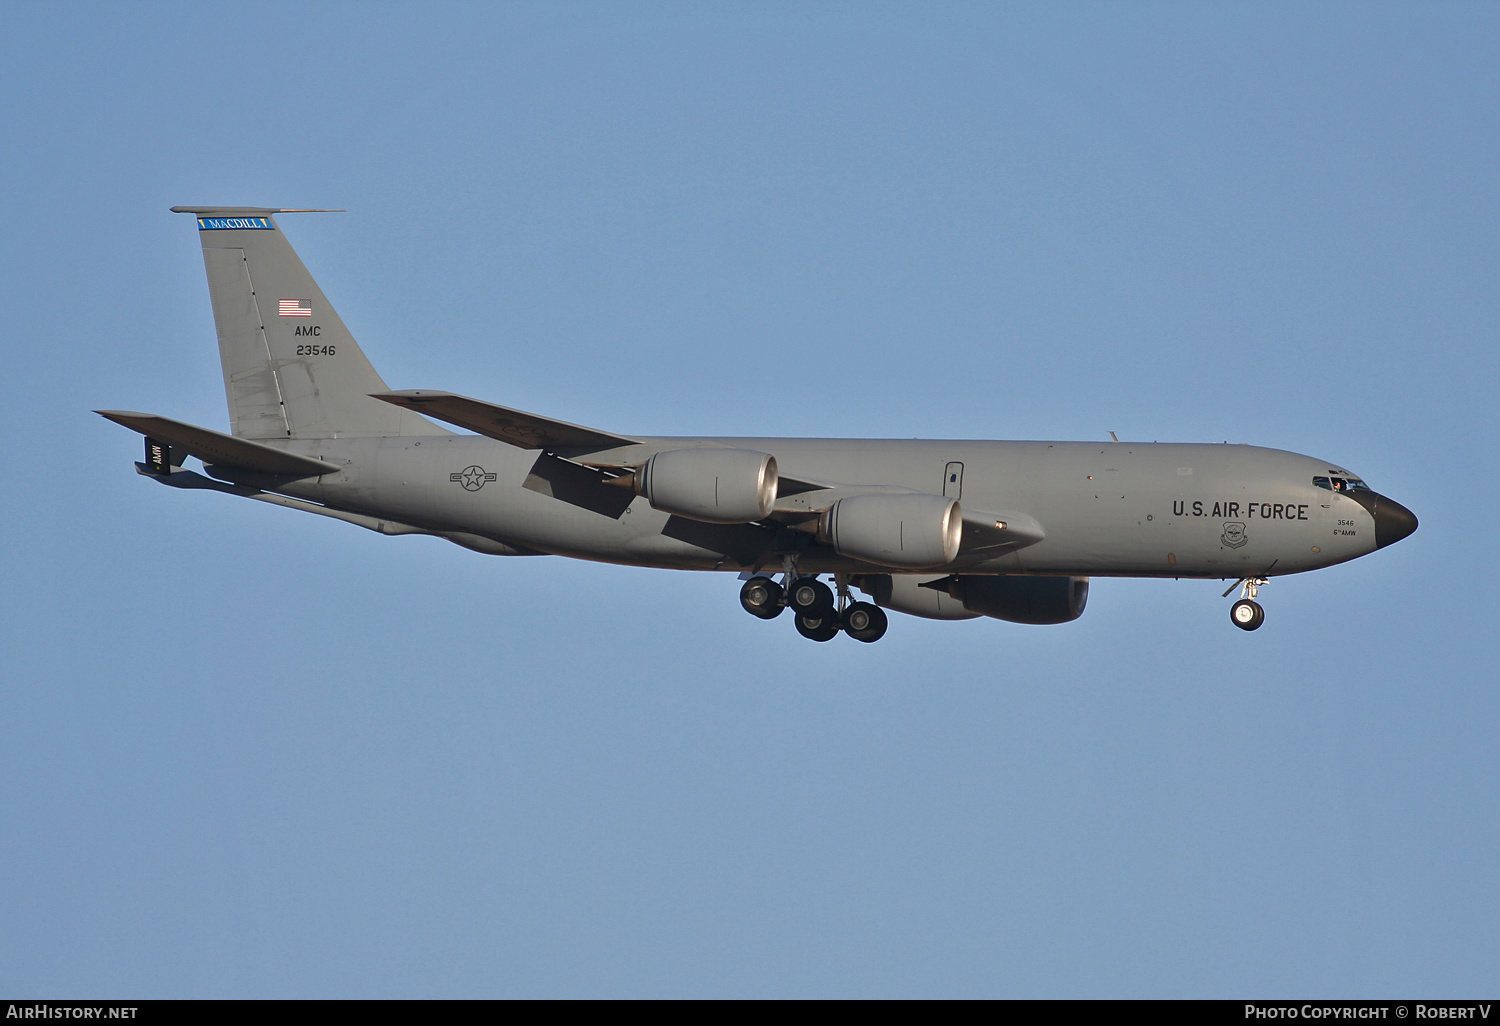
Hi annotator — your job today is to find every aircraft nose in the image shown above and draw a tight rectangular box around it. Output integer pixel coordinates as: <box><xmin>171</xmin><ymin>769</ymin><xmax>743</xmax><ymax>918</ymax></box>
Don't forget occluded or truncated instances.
<box><xmin>1373</xmin><ymin>493</ymin><xmax>1418</xmax><ymax>549</ymax></box>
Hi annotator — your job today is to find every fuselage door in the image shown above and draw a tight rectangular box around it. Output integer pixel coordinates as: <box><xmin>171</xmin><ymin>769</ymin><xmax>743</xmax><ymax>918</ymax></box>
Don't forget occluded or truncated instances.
<box><xmin>944</xmin><ymin>462</ymin><xmax>964</xmax><ymax>500</ymax></box>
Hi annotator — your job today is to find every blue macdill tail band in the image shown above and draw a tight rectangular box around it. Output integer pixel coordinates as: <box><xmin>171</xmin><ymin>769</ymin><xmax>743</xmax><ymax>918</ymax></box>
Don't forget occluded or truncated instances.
<box><xmin>197</xmin><ymin>216</ymin><xmax>274</xmax><ymax>230</ymax></box>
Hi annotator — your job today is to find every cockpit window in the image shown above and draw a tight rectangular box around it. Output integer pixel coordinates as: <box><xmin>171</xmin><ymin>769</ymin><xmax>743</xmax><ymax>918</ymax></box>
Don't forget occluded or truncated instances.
<box><xmin>1315</xmin><ymin>475</ymin><xmax>1369</xmax><ymax>493</ymax></box>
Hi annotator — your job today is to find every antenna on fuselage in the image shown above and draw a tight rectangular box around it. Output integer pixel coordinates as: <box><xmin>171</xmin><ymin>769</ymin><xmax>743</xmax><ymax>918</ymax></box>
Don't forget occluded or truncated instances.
<box><xmin>1109</xmin><ymin>431</ymin><xmax>1119</xmax><ymax>442</ymax></box>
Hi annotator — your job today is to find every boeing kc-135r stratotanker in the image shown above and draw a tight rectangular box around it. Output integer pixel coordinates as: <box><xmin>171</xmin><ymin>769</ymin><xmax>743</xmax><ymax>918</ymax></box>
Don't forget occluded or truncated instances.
<box><xmin>99</xmin><ymin>208</ymin><xmax>1418</xmax><ymax>641</ymax></box>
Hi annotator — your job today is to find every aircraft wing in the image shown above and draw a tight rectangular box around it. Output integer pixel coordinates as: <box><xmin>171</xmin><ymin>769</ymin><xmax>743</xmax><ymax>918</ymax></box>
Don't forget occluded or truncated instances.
<box><xmin>372</xmin><ymin>390</ymin><xmax>639</xmax><ymax>452</ymax></box>
<box><xmin>372</xmin><ymin>390</ymin><xmax>831</xmax><ymax>497</ymax></box>
<box><xmin>95</xmin><ymin>411</ymin><xmax>338</xmax><ymax>478</ymax></box>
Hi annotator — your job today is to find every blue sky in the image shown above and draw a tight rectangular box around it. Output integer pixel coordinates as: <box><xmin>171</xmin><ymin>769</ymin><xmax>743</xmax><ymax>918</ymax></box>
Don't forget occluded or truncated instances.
<box><xmin>1</xmin><ymin>2</ymin><xmax>1496</xmax><ymax>997</ymax></box>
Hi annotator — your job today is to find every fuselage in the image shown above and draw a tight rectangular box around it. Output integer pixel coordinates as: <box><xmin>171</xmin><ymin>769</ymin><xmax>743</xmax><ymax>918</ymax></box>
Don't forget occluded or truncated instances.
<box><xmin>268</xmin><ymin>434</ymin><xmax>1411</xmax><ymax>580</ymax></box>
<box><xmin>104</xmin><ymin>208</ymin><xmax>1421</xmax><ymax>639</ymax></box>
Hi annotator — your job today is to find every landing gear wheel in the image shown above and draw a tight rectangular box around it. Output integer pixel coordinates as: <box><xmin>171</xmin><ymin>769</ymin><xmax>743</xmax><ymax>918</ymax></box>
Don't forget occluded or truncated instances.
<box><xmin>740</xmin><ymin>576</ymin><xmax>785</xmax><ymax>619</ymax></box>
<box><xmin>794</xmin><ymin>613</ymin><xmax>841</xmax><ymax>642</ymax></box>
<box><xmin>1225</xmin><ymin>577</ymin><xmax>1269</xmax><ymax>631</ymax></box>
<box><xmin>842</xmin><ymin>602</ymin><xmax>888</xmax><ymax>643</ymax></box>
<box><xmin>788</xmin><ymin>576</ymin><xmax>835</xmax><ymax>619</ymax></box>
<box><xmin>1231</xmin><ymin>599</ymin><xmax>1265</xmax><ymax>631</ymax></box>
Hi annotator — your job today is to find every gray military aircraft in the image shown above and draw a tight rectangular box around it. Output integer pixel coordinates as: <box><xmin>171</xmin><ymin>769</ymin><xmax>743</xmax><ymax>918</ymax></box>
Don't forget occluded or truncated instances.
<box><xmin>99</xmin><ymin>208</ymin><xmax>1417</xmax><ymax>641</ymax></box>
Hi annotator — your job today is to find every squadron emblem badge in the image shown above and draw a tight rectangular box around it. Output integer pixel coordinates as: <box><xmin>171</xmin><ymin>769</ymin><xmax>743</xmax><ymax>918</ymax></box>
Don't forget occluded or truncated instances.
<box><xmin>1221</xmin><ymin>521</ymin><xmax>1248</xmax><ymax>549</ymax></box>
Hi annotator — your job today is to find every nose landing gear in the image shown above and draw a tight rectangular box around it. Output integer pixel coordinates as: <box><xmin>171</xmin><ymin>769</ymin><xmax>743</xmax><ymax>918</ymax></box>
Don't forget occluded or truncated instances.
<box><xmin>1224</xmin><ymin>577</ymin><xmax>1269</xmax><ymax>631</ymax></box>
<box><xmin>1231</xmin><ymin>599</ymin><xmax>1265</xmax><ymax>630</ymax></box>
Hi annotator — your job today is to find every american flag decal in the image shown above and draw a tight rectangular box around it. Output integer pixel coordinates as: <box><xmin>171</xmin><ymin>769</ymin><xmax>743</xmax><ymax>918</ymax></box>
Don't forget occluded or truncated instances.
<box><xmin>278</xmin><ymin>299</ymin><xmax>312</xmax><ymax>317</ymax></box>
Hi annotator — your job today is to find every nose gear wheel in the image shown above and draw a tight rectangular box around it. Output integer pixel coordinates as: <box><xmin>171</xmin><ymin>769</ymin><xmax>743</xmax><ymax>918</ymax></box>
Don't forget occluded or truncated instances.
<box><xmin>1224</xmin><ymin>577</ymin><xmax>1269</xmax><ymax>631</ymax></box>
<box><xmin>1231</xmin><ymin>599</ymin><xmax>1265</xmax><ymax>630</ymax></box>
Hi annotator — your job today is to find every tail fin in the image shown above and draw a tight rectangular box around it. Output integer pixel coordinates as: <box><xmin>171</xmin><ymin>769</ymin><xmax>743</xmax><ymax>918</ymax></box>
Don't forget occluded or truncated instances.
<box><xmin>172</xmin><ymin>207</ymin><xmax>447</xmax><ymax>439</ymax></box>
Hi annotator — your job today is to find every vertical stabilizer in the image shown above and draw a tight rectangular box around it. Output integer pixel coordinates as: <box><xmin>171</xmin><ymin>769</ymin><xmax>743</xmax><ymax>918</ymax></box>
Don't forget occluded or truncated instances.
<box><xmin>172</xmin><ymin>207</ymin><xmax>447</xmax><ymax>439</ymax></box>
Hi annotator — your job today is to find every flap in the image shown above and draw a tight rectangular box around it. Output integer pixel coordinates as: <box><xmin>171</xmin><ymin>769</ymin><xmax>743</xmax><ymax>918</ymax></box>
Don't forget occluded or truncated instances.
<box><xmin>372</xmin><ymin>390</ymin><xmax>638</xmax><ymax>452</ymax></box>
<box><xmin>95</xmin><ymin>411</ymin><xmax>337</xmax><ymax>478</ymax></box>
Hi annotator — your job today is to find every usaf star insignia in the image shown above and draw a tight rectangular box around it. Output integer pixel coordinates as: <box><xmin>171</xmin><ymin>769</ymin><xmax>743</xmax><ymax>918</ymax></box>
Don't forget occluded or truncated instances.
<box><xmin>451</xmin><ymin>465</ymin><xmax>498</xmax><ymax>491</ymax></box>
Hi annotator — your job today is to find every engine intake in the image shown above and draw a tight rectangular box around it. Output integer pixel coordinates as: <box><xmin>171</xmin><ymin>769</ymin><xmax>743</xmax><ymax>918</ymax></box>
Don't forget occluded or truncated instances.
<box><xmin>822</xmin><ymin>493</ymin><xmax>961</xmax><ymax>569</ymax></box>
<box><xmin>636</xmin><ymin>448</ymin><xmax>778</xmax><ymax>524</ymax></box>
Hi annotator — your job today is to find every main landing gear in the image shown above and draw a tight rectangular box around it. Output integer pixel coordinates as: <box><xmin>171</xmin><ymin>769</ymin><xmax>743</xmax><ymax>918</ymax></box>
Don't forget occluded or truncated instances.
<box><xmin>841</xmin><ymin>601</ymin><xmax>889</xmax><ymax>643</ymax></box>
<box><xmin>739</xmin><ymin>575</ymin><xmax>784</xmax><ymax>619</ymax></box>
<box><xmin>739</xmin><ymin>571</ymin><xmax>888</xmax><ymax>643</ymax></box>
<box><xmin>1224</xmin><ymin>577</ymin><xmax>1269</xmax><ymax>631</ymax></box>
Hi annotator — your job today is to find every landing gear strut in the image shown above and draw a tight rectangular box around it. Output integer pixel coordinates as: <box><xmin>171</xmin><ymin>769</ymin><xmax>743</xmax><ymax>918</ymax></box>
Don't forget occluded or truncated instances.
<box><xmin>1224</xmin><ymin>577</ymin><xmax>1268</xmax><ymax>631</ymax></box>
<box><xmin>834</xmin><ymin>572</ymin><xmax>886</xmax><ymax>642</ymax></box>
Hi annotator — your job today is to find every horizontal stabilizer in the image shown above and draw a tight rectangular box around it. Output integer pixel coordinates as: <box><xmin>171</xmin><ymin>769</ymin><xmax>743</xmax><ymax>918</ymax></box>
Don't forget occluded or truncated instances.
<box><xmin>168</xmin><ymin>206</ymin><xmax>345</xmax><ymax>215</ymax></box>
<box><xmin>372</xmin><ymin>391</ymin><xmax>638</xmax><ymax>452</ymax></box>
<box><xmin>96</xmin><ymin>411</ymin><xmax>337</xmax><ymax>478</ymax></box>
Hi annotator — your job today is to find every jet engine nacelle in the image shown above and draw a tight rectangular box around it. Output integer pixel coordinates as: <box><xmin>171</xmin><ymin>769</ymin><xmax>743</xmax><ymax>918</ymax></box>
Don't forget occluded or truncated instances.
<box><xmin>636</xmin><ymin>448</ymin><xmax>778</xmax><ymax>524</ymax></box>
<box><xmin>822</xmin><ymin>492</ymin><xmax>962</xmax><ymax>569</ymax></box>
<box><xmin>951</xmin><ymin>574</ymin><xmax>1089</xmax><ymax>624</ymax></box>
<box><xmin>854</xmin><ymin>574</ymin><xmax>979</xmax><ymax>620</ymax></box>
